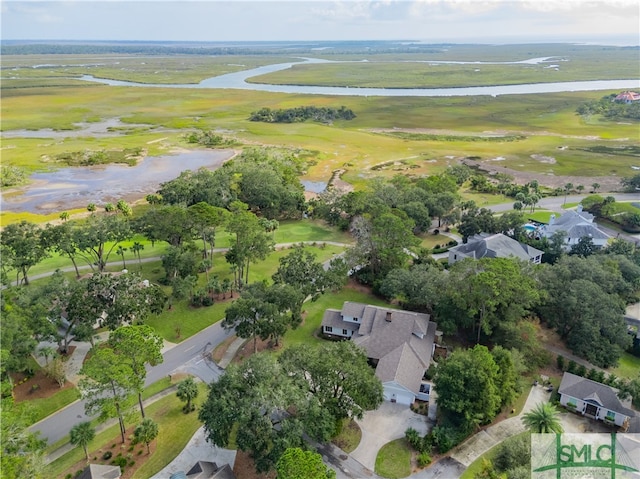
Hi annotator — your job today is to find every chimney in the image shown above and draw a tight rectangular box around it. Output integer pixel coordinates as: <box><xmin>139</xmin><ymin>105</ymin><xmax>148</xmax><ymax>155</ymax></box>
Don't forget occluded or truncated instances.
<box><xmin>385</xmin><ymin>311</ymin><xmax>392</xmax><ymax>322</ymax></box>
<box><xmin>549</xmin><ymin>214</ymin><xmax>555</xmax><ymax>225</ymax></box>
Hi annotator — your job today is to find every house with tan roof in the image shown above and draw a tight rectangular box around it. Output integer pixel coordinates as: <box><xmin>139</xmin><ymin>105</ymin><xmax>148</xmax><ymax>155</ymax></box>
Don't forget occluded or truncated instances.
<box><xmin>321</xmin><ymin>302</ymin><xmax>437</xmax><ymax>406</ymax></box>
<box><xmin>559</xmin><ymin>372</ymin><xmax>638</xmax><ymax>432</ymax></box>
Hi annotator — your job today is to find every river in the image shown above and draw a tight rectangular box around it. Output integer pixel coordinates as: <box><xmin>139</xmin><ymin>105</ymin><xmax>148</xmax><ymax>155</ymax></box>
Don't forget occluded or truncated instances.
<box><xmin>0</xmin><ymin>150</ymin><xmax>234</xmax><ymax>214</ymax></box>
<box><xmin>77</xmin><ymin>57</ymin><xmax>640</xmax><ymax>97</ymax></box>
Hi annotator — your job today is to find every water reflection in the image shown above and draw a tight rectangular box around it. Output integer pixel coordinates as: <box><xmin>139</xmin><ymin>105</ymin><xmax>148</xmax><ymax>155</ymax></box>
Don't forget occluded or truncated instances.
<box><xmin>1</xmin><ymin>150</ymin><xmax>233</xmax><ymax>214</ymax></box>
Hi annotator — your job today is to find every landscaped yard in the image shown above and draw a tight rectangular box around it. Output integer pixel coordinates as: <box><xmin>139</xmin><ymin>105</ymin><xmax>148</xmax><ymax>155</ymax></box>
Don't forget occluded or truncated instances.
<box><xmin>375</xmin><ymin>438</ymin><xmax>412</xmax><ymax>479</ymax></box>
<box><xmin>49</xmin><ymin>381</ymin><xmax>208</xmax><ymax>479</ymax></box>
<box><xmin>610</xmin><ymin>352</ymin><xmax>640</xmax><ymax>380</ymax></box>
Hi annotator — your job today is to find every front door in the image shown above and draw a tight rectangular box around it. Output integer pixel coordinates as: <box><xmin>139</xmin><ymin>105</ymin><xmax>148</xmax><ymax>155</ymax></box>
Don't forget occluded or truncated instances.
<box><xmin>585</xmin><ymin>403</ymin><xmax>598</xmax><ymax>417</ymax></box>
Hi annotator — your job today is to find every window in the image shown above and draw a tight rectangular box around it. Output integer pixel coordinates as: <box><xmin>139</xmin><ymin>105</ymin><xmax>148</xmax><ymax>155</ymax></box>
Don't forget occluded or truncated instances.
<box><xmin>325</xmin><ymin>326</ymin><xmax>333</xmax><ymax>332</ymax></box>
<box><xmin>342</xmin><ymin>329</ymin><xmax>348</xmax><ymax>335</ymax></box>
<box><xmin>605</xmin><ymin>410</ymin><xmax>615</xmax><ymax>421</ymax></box>
<box><xmin>567</xmin><ymin>398</ymin><xmax>577</xmax><ymax>408</ymax></box>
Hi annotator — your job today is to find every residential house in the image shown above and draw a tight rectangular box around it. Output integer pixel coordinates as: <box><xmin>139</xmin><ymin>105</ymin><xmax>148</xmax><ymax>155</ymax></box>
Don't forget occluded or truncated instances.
<box><xmin>321</xmin><ymin>302</ymin><xmax>437</xmax><ymax>406</ymax></box>
<box><xmin>77</xmin><ymin>464</ymin><xmax>121</xmax><ymax>479</ymax></box>
<box><xmin>614</xmin><ymin>91</ymin><xmax>640</xmax><ymax>104</ymax></box>
<box><xmin>169</xmin><ymin>461</ymin><xmax>236</xmax><ymax>479</ymax></box>
<box><xmin>540</xmin><ymin>204</ymin><xmax>610</xmax><ymax>251</ymax></box>
<box><xmin>558</xmin><ymin>372</ymin><xmax>638</xmax><ymax>432</ymax></box>
<box><xmin>448</xmin><ymin>232</ymin><xmax>543</xmax><ymax>265</ymax></box>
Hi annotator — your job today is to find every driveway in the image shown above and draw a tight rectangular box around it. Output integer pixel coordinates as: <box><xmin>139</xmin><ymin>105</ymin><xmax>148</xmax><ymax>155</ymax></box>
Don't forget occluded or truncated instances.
<box><xmin>149</xmin><ymin>427</ymin><xmax>236</xmax><ymax>479</ymax></box>
<box><xmin>351</xmin><ymin>401</ymin><xmax>431</xmax><ymax>470</ymax></box>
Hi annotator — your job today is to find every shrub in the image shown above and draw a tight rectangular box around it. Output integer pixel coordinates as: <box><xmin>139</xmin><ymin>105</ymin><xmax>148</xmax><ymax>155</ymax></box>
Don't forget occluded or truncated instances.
<box><xmin>128</xmin><ymin>460</ymin><xmax>135</xmax><ymax>467</ymax></box>
<box><xmin>66</xmin><ymin>474</ymin><xmax>72</xmax><ymax>479</ymax></box>
<box><xmin>113</xmin><ymin>456</ymin><xmax>128</xmax><ymax>468</ymax></box>
<box><xmin>102</xmin><ymin>451</ymin><xmax>113</xmax><ymax>460</ymax></box>
<box><xmin>556</xmin><ymin>355</ymin><xmax>565</xmax><ymax>371</ymax></box>
<box><xmin>137</xmin><ymin>450</ymin><xmax>143</xmax><ymax>456</ymax></box>
<box><xmin>493</xmin><ymin>435</ymin><xmax>530</xmax><ymax>472</ymax></box>
<box><xmin>75</xmin><ymin>470</ymin><xmax>83</xmax><ymax>477</ymax></box>
<box><xmin>417</xmin><ymin>452</ymin><xmax>432</xmax><ymax>468</ymax></box>
<box><xmin>567</xmin><ymin>360</ymin><xmax>577</xmax><ymax>374</ymax></box>
<box><xmin>405</xmin><ymin>428</ymin><xmax>421</xmax><ymax>451</ymax></box>
<box><xmin>576</xmin><ymin>364</ymin><xmax>587</xmax><ymax>377</ymax></box>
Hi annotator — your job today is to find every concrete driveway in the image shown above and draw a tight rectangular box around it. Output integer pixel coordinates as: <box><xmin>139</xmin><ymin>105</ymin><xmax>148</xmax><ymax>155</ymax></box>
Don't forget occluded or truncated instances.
<box><xmin>351</xmin><ymin>401</ymin><xmax>431</xmax><ymax>470</ymax></box>
<box><xmin>149</xmin><ymin>427</ymin><xmax>236</xmax><ymax>479</ymax></box>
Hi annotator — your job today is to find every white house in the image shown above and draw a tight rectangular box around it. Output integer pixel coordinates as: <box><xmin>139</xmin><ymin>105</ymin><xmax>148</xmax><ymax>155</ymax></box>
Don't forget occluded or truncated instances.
<box><xmin>540</xmin><ymin>205</ymin><xmax>610</xmax><ymax>251</ymax></box>
<box><xmin>448</xmin><ymin>232</ymin><xmax>543</xmax><ymax>265</ymax></box>
<box><xmin>321</xmin><ymin>302</ymin><xmax>437</xmax><ymax>406</ymax></box>
<box><xmin>558</xmin><ymin>372</ymin><xmax>637</xmax><ymax>431</ymax></box>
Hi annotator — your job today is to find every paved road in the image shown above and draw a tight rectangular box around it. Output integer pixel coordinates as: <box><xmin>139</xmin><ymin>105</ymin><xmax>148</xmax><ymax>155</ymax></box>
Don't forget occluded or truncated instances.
<box><xmin>29</xmin><ymin>321</ymin><xmax>233</xmax><ymax>445</ymax></box>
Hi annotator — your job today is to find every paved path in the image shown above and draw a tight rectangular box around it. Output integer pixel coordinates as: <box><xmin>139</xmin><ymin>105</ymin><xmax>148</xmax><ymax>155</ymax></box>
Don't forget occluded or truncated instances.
<box><xmin>450</xmin><ymin>385</ymin><xmax>548</xmax><ymax>467</ymax></box>
<box><xmin>351</xmin><ymin>401</ymin><xmax>431</xmax><ymax>471</ymax></box>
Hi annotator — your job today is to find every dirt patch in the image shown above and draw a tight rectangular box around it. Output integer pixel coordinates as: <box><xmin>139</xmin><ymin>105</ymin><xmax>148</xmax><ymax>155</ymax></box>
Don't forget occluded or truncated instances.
<box><xmin>233</xmin><ymin>450</ymin><xmax>276</xmax><ymax>479</ymax></box>
<box><xmin>11</xmin><ymin>368</ymin><xmax>75</xmax><ymax>403</ymax></box>
<box><xmin>61</xmin><ymin>426</ymin><xmax>154</xmax><ymax>479</ymax></box>
<box><xmin>232</xmin><ymin>337</ymin><xmax>281</xmax><ymax>364</ymax></box>
<box><xmin>461</xmin><ymin>158</ymin><xmax>623</xmax><ymax>193</ymax></box>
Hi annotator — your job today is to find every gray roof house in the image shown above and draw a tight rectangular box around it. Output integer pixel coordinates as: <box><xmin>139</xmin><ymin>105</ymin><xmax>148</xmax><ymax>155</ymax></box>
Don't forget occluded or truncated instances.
<box><xmin>169</xmin><ymin>461</ymin><xmax>236</xmax><ymax>479</ymax></box>
<box><xmin>558</xmin><ymin>372</ymin><xmax>638</xmax><ymax>432</ymax></box>
<box><xmin>321</xmin><ymin>302</ymin><xmax>437</xmax><ymax>406</ymax></box>
<box><xmin>541</xmin><ymin>205</ymin><xmax>610</xmax><ymax>250</ymax></box>
<box><xmin>448</xmin><ymin>232</ymin><xmax>543</xmax><ymax>265</ymax></box>
<box><xmin>77</xmin><ymin>464</ymin><xmax>121</xmax><ymax>479</ymax></box>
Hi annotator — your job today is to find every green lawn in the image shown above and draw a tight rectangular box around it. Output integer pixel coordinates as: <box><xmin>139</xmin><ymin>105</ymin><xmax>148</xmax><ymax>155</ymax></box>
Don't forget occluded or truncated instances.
<box><xmin>610</xmin><ymin>352</ymin><xmax>640</xmax><ymax>379</ymax></box>
<box><xmin>525</xmin><ymin>210</ymin><xmax>555</xmax><ymax>223</ymax></box>
<box><xmin>24</xmin><ymin>388</ymin><xmax>81</xmax><ymax>426</ymax></box>
<box><xmin>332</xmin><ymin>419</ymin><xmax>362</xmax><ymax>454</ymax></box>
<box><xmin>48</xmin><ymin>381</ymin><xmax>207</xmax><ymax>479</ymax></box>
<box><xmin>375</xmin><ymin>438</ymin><xmax>412</xmax><ymax>479</ymax></box>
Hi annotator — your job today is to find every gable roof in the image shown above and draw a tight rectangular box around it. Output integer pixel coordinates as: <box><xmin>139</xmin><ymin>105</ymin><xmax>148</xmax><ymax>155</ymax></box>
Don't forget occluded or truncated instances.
<box><xmin>545</xmin><ymin>210</ymin><xmax>610</xmax><ymax>240</ymax></box>
<box><xmin>449</xmin><ymin>232</ymin><xmax>543</xmax><ymax>262</ymax></box>
<box><xmin>559</xmin><ymin>372</ymin><xmax>636</xmax><ymax>418</ymax></box>
<box><xmin>186</xmin><ymin>461</ymin><xmax>236</xmax><ymax>479</ymax></box>
<box><xmin>376</xmin><ymin>343</ymin><xmax>427</xmax><ymax>394</ymax></box>
<box><xmin>321</xmin><ymin>309</ymin><xmax>359</xmax><ymax>333</ymax></box>
<box><xmin>351</xmin><ymin>304</ymin><xmax>435</xmax><ymax>364</ymax></box>
<box><xmin>78</xmin><ymin>465</ymin><xmax>121</xmax><ymax>479</ymax></box>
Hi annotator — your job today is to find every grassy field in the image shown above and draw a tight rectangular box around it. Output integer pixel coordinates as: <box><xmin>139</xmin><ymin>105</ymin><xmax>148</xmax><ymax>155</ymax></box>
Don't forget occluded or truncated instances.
<box><xmin>610</xmin><ymin>352</ymin><xmax>640</xmax><ymax>379</ymax></box>
<box><xmin>375</xmin><ymin>438</ymin><xmax>413</xmax><ymax>479</ymax></box>
<box><xmin>2</xmin><ymin>53</ymin><xmax>638</xmax><ymax>200</ymax></box>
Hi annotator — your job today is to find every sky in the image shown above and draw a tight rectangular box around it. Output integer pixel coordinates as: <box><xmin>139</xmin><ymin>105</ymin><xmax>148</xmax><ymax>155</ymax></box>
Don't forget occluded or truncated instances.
<box><xmin>1</xmin><ymin>0</ymin><xmax>639</xmax><ymax>44</ymax></box>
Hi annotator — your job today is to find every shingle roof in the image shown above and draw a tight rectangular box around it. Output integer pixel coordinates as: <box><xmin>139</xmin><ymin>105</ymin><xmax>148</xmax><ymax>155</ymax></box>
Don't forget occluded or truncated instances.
<box><xmin>186</xmin><ymin>461</ymin><xmax>236</xmax><ymax>479</ymax></box>
<box><xmin>449</xmin><ymin>233</ymin><xmax>543</xmax><ymax>261</ymax></box>
<box><xmin>352</xmin><ymin>305</ymin><xmax>433</xmax><ymax>363</ymax></box>
<box><xmin>559</xmin><ymin>372</ymin><xmax>636</xmax><ymax>418</ymax></box>
<box><xmin>323</xmin><ymin>302</ymin><xmax>437</xmax><ymax>401</ymax></box>
<box><xmin>545</xmin><ymin>210</ymin><xmax>610</xmax><ymax>240</ymax></box>
<box><xmin>321</xmin><ymin>309</ymin><xmax>359</xmax><ymax>333</ymax></box>
<box><xmin>375</xmin><ymin>343</ymin><xmax>426</xmax><ymax>394</ymax></box>
<box><xmin>78</xmin><ymin>465</ymin><xmax>121</xmax><ymax>479</ymax></box>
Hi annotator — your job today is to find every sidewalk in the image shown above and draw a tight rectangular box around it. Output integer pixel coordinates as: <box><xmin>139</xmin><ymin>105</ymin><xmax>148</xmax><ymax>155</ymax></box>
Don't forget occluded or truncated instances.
<box><xmin>217</xmin><ymin>336</ymin><xmax>247</xmax><ymax>369</ymax></box>
<box><xmin>450</xmin><ymin>385</ymin><xmax>547</xmax><ymax>467</ymax></box>
<box><xmin>44</xmin><ymin>386</ymin><xmax>179</xmax><ymax>464</ymax></box>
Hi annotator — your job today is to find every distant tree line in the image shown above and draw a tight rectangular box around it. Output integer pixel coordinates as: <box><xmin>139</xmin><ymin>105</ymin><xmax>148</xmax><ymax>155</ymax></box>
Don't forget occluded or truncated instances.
<box><xmin>576</xmin><ymin>93</ymin><xmax>640</xmax><ymax>120</ymax></box>
<box><xmin>249</xmin><ymin>106</ymin><xmax>356</xmax><ymax>124</ymax></box>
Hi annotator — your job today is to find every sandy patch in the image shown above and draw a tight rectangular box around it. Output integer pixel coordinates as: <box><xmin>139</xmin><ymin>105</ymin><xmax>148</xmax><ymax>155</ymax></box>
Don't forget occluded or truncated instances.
<box><xmin>531</xmin><ymin>154</ymin><xmax>556</xmax><ymax>164</ymax></box>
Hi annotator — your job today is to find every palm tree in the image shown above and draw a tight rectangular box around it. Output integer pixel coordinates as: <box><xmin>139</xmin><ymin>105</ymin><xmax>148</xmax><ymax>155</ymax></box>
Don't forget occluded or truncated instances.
<box><xmin>131</xmin><ymin>241</ymin><xmax>144</xmax><ymax>270</ymax></box>
<box><xmin>591</xmin><ymin>183</ymin><xmax>600</xmax><ymax>193</ymax></box>
<box><xmin>133</xmin><ymin>418</ymin><xmax>158</xmax><ymax>454</ymax></box>
<box><xmin>563</xmin><ymin>183</ymin><xmax>573</xmax><ymax>205</ymax></box>
<box><xmin>176</xmin><ymin>377</ymin><xmax>199</xmax><ymax>413</ymax></box>
<box><xmin>521</xmin><ymin>402</ymin><xmax>564</xmax><ymax>434</ymax></box>
<box><xmin>69</xmin><ymin>421</ymin><xmax>95</xmax><ymax>461</ymax></box>
<box><xmin>116</xmin><ymin>245</ymin><xmax>127</xmax><ymax>269</ymax></box>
